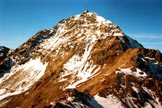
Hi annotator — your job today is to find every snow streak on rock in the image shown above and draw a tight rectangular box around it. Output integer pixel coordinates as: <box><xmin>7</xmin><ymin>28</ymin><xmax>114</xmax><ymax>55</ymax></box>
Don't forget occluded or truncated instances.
<box><xmin>142</xmin><ymin>87</ymin><xmax>162</xmax><ymax>108</ymax></box>
<box><xmin>61</xmin><ymin>35</ymin><xmax>101</xmax><ymax>89</ymax></box>
<box><xmin>116</xmin><ymin>68</ymin><xmax>147</xmax><ymax>78</ymax></box>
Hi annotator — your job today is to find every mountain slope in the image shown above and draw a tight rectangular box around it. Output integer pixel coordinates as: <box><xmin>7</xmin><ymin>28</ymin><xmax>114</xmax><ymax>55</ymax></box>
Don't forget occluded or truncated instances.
<box><xmin>0</xmin><ymin>10</ymin><xmax>161</xmax><ymax>108</ymax></box>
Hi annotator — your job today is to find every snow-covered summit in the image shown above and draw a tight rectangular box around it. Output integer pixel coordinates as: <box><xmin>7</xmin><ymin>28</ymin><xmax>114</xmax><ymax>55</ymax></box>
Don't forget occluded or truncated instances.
<box><xmin>43</xmin><ymin>10</ymin><xmax>142</xmax><ymax>52</ymax></box>
<box><xmin>73</xmin><ymin>10</ymin><xmax>112</xmax><ymax>24</ymax></box>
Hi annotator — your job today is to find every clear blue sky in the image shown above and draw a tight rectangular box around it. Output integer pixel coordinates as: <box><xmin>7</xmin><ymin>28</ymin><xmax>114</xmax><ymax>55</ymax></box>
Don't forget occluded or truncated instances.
<box><xmin>0</xmin><ymin>0</ymin><xmax>162</xmax><ymax>52</ymax></box>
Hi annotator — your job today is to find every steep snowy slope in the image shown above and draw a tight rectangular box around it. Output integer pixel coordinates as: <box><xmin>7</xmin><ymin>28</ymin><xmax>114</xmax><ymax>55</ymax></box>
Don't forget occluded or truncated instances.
<box><xmin>0</xmin><ymin>10</ymin><xmax>161</xmax><ymax>108</ymax></box>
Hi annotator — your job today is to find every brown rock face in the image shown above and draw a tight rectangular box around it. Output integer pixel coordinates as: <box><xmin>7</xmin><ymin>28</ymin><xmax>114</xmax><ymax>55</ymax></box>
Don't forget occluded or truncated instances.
<box><xmin>0</xmin><ymin>11</ymin><xmax>161</xmax><ymax>108</ymax></box>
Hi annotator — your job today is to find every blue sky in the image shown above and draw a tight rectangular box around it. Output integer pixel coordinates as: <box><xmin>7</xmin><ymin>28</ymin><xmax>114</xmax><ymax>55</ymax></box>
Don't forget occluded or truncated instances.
<box><xmin>0</xmin><ymin>0</ymin><xmax>162</xmax><ymax>52</ymax></box>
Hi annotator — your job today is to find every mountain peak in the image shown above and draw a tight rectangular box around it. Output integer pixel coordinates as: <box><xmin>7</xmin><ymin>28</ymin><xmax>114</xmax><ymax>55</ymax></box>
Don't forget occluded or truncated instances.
<box><xmin>69</xmin><ymin>10</ymin><xmax>112</xmax><ymax>26</ymax></box>
<box><xmin>82</xmin><ymin>10</ymin><xmax>112</xmax><ymax>23</ymax></box>
<box><xmin>0</xmin><ymin>11</ymin><xmax>161</xmax><ymax>108</ymax></box>
<box><xmin>83</xmin><ymin>10</ymin><xmax>89</xmax><ymax>14</ymax></box>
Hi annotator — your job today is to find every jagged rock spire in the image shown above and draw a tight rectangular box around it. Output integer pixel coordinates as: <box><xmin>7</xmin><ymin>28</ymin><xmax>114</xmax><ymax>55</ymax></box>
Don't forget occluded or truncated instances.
<box><xmin>83</xmin><ymin>10</ymin><xmax>89</xmax><ymax>14</ymax></box>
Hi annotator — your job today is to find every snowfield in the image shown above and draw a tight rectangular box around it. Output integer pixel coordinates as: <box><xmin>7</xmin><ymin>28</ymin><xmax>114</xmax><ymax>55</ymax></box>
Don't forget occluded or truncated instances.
<box><xmin>0</xmin><ymin>58</ymin><xmax>48</xmax><ymax>101</ymax></box>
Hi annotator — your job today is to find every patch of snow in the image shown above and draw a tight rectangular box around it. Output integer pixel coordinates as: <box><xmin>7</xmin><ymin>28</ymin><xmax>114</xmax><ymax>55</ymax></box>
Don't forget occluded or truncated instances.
<box><xmin>63</xmin><ymin>55</ymin><xmax>81</xmax><ymax>73</ymax></box>
<box><xmin>66</xmin><ymin>65</ymin><xmax>100</xmax><ymax>89</ymax></box>
<box><xmin>65</xmin><ymin>53</ymin><xmax>100</xmax><ymax>88</ymax></box>
<box><xmin>0</xmin><ymin>89</ymin><xmax>6</xmax><ymax>95</ymax></box>
<box><xmin>50</xmin><ymin>102</ymin><xmax>56</xmax><ymax>106</ymax></box>
<box><xmin>61</xmin><ymin>34</ymin><xmax>101</xmax><ymax>89</ymax></box>
<box><xmin>74</xmin><ymin>14</ymin><xmax>81</xmax><ymax>20</ymax></box>
<box><xmin>113</xmin><ymin>33</ymin><xmax>124</xmax><ymax>36</ymax></box>
<box><xmin>58</xmin><ymin>78</ymin><xmax>68</xmax><ymax>82</ymax></box>
<box><xmin>67</xmin><ymin>97</ymin><xmax>74</xmax><ymax>102</ymax></box>
<box><xmin>145</xmin><ymin>57</ymin><xmax>155</xmax><ymax>61</ymax></box>
<box><xmin>144</xmin><ymin>102</ymin><xmax>153</xmax><ymax>108</ymax></box>
<box><xmin>96</xmin><ymin>30</ymin><xmax>101</xmax><ymax>36</ymax></box>
<box><xmin>132</xmin><ymin>86</ymin><xmax>139</xmax><ymax>93</ymax></box>
<box><xmin>0</xmin><ymin>91</ymin><xmax>21</xmax><ymax>100</ymax></box>
<box><xmin>154</xmin><ymin>98</ymin><xmax>162</xmax><ymax>108</ymax></box>
<box><xmin>154</xmin><ymin>62</ymin><xmax>159</xmax><ymax>65</ymax></box>
<box><xmin>125</xmin><ymin>97</ymin><xmax>137</xmax><ymax>108</ymax></box>
<box><xmin>96</xmin><ymin>16</ymin><xmax>112</xmax><ymax>24</ymax></box>
<box><xmin>0</xmin><ymin>65</ymin><xmax>21</xmax><ymax>84</ymax></box>
<box><xmin>116</xmin><ymin>68</ymin><xmax>147</xmax><ymax>78</ymax></box>
<box><xmin>142</xmin><ymin>86</ymin><xmax>162</xmax><ymax>108</ymax></box>
<box><xmin>96</xmin><ymin>16</ymin><xmax>105</xmax><ymax>22</ymax></box>
<box><xmin>0</xmin><ymin>58</ymin><xmax>48</xmax><ymax>100</ymax></box>
<box><xmin>94</xmin><ymin>95</ymin><xmax>124</xmax><ymax>108</ymax></box>
<box><xmin>40</xmin><ymin>36</ymin><xmax>67</xmax><ymax>52</ymax></box>
<box><xmin>87</xmin><ymin>12</ymin><xmax>94</xmax><ymax>16</ymax></box>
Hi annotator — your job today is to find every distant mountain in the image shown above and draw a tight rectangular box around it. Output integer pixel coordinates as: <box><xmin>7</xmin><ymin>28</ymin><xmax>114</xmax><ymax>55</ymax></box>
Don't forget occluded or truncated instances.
<box><xmin>0</xmin><ymin>10</ymin><xmax>161</xmax><ymax>108</ymax></box>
